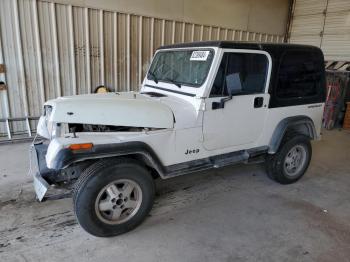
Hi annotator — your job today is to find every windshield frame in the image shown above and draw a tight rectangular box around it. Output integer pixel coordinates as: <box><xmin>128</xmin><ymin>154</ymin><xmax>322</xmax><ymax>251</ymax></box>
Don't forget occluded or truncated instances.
<box><xmin>147</xmin><ymin>48</ymin><xmax>215</xmax><ymax>88</ymax></box>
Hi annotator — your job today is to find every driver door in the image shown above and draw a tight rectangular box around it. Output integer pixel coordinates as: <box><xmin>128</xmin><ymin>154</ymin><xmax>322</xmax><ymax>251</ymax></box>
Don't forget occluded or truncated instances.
<box><xmin>203</xmin><ymin>51</ymin><xmax>271</xmax><ymax>151</ymax></box>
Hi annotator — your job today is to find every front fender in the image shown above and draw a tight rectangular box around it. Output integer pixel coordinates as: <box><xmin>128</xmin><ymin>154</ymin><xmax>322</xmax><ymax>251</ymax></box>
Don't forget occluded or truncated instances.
<box><xmin>50</xmin><ymin>141</ymin><xmax>166</xmax><ymax>176</ymax></box>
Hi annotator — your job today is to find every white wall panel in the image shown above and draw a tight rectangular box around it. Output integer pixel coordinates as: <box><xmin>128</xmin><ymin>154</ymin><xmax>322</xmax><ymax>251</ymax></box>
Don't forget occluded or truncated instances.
<box><xmin>321</xmin><ymin>34</ymin><xmax>350</xmax><ymax>62</ymax></box>
<box><xmin>293</xmin><ymin>0</ymin><xmax>327</xmax><ymax>16</ymax></box>
<box><xmin>289</xmin><ymin>0</ymin><xmax>350</xmax><ymax>62</ymax></box>
<box><xmin>290</xmin><ymin>14</ymin><xmax>325</xmax><ymax>36</ymax></box>
<box><xmin>289</xmin><ymin>35</ymin><xmax>322</xmax><ymax>48</ymax></box>
<box><xmin>0</xmin><ymin>0</ymin><xmax>27</xmax><ymax>134</ymax></box>
<box><xmin>0</xmin><ymin>0</ymin><xmax>283</xmax><ymax>137</ymax></box>
<box><xmin>327</xmin><ymin>0</ymin><xmax>350</xmax><ymax>12</ymax></box>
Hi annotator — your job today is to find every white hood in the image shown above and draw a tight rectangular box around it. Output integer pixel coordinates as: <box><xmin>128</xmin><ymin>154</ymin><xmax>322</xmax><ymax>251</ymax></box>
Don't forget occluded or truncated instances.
<box><xmin>44</xmin><ymin>92</ymin><xmax>175</xmax><ymax>129</ymax></box>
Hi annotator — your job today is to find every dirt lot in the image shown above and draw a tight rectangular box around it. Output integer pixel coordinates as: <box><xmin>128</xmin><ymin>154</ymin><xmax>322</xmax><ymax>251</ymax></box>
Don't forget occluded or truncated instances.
<box><xmin>0</xmin><ymin>130</ymin><xmax>350</xmax><ymax>262</ymax></box>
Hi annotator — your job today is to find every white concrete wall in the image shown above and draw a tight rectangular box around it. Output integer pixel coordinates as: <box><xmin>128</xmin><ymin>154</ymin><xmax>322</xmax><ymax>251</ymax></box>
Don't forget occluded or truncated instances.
<box><xmin>289</xmin><ymin>0</ymin><xmax>350</xmax><ymax>62</ymax></box>
<box><xmin>50</xmin><ymin>0</ymin><xmax>290</xmax><ymax>35</ymax></box>
<box><xmin>0</xmin><ymin>0</ymin><xmax>289</xmax><ymax>138</ymax></box>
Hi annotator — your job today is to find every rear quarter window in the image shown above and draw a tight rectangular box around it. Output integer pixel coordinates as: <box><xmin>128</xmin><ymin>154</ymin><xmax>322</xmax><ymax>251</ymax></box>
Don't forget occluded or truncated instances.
<box><xmin>276</xmin><ymin>50</ymin><xmax>323</xmax><ymax>99</ymax></box>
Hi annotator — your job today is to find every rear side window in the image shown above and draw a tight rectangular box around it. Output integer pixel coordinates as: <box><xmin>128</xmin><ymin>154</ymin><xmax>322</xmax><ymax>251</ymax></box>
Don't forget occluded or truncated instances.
<box><xmin>210</xmin><ymin>52</ymin><xmax>268</xmax><ymax>97</ymax></box>
<box><xmin>277</xmin><ymin>50</ymin><xmax>323</xmax><ymax>99</ymax></box>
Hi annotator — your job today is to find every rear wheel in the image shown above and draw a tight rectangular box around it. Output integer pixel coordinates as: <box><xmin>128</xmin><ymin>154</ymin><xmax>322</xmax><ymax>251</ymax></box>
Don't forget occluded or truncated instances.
<box><xmin>73</xmin><ymin>158</ymin><xmax>155</xmax><ymax>237</ymax></box>
<box><xmin>266</xmin><ymin>134</ymin><xmax>312</xmax><ymax>184</ymax></box>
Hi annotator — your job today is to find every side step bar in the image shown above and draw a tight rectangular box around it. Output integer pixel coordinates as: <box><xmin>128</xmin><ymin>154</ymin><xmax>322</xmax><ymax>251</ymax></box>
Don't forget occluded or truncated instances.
<box><xmin>164</xmin><ymin>146</ymin><xmax>269</xmax><ymax>178</ymax></box>
<box><xmin>212</xmin><ymin>150</ymin><xmax>249</xmax><ymax>168</ymax></box>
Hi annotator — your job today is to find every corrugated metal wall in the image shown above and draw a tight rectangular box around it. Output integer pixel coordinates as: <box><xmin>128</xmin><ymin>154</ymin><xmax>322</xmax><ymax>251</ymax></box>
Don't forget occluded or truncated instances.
<box><xmin>0</xmin><ymin>0</ymin><xmax>284</xmax><ymax>138</ymax></box>
<box><xmin>289</xmin><ymin>0</ymin><xmax>350</xmax><ymax>62</ymax></box>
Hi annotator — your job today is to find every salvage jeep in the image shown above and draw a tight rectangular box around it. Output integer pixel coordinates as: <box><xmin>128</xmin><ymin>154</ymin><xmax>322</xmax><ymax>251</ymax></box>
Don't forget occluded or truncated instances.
<box><xmin>31</xmin><ymin>41</ymin><xmax>326</xmax><ymax>237</ymax></box>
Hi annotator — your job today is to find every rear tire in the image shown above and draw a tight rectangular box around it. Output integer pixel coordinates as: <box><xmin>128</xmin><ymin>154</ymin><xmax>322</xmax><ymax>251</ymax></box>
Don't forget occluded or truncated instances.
<box><xmin>266</xmin><ymin>134</ymin><xmax>312</xmax><ymax>184</ymax></box>
<box><xmin>73</xmin><ymin>158</ymin><xmax>155</xmax><ymax>237</ymax></box>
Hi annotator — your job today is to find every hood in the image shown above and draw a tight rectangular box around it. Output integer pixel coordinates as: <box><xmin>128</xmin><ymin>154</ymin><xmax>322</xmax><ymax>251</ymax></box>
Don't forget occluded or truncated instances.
<box><xmin>157</xmin><ymin>95</ymin><xmax>201</xmax><ymax>128</ymax></box>
<box><xmin>45</xmin><ymin>92</ymin><xmax>174</xmax><ymax>128</ymax></box>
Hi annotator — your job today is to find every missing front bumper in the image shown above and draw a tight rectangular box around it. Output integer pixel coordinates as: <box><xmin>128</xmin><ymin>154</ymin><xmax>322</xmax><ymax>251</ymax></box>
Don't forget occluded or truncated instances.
<box><xmin>30</xmin><ymin>143</ymin><xmax>51</xmax><ymax>201</ymax></box>
<box><xmin>33</xmin><ymin>172</ymin><xmax>50</xmax><ymax>201</ymax></box>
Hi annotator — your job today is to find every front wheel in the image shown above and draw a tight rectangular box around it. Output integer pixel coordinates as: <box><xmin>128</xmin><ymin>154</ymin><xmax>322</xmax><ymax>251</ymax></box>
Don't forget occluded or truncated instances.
<box><xmin>266</xmin><ymin>134</ymin><xmax>312</xmax><ymax>184</ymax></box>
<box><xmin>73</xmin><ymin>158</ymin><xmax>155</xmax><ymax>237</ymax></box>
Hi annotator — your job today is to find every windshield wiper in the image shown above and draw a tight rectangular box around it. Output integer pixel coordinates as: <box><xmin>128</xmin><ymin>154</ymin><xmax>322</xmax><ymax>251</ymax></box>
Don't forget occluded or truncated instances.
<box><xmin>148</xmin><ymin>71</ymin><xmax>158</xmax><ymax>84</ymax></box>
<box><xmin>164</xmin><ymin>77</ymin><xmax>181</xmax><ymax>88</ymax></box>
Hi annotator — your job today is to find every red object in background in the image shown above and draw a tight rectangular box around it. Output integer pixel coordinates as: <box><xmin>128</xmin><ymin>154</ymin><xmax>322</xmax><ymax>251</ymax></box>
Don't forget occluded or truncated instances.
<box><xmin>323</xmin><ymin>76</ymin><xmax>343</xmax><ymax>129</ymax></box>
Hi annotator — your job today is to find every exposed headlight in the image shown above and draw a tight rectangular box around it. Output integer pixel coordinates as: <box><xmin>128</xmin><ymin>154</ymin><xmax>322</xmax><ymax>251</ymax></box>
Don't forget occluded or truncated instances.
<box><xmin>40</xmin><ymin>105</ymin><xmax>63</xmax><ymax>139</ymax></box>
<box><xmin>37</xmin><ymin>116</ymin><xmax>50</xmax><ymax>139</ymax></box>
<box><xmin>51</xmin><ymin>123</ymin><xmax>62</xmax><ymax>139</ymax></box>
<box><xmin>44</xmin><ymin>105</ymin><xmax>52</xmax><ymax>121</ymax></box>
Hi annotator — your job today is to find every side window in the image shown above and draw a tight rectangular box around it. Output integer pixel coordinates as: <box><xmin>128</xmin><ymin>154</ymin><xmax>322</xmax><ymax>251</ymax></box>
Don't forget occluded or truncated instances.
<box><xmin>210</xmin><ymin>52</ymin><xmax>268</xmax><ymax>97</ymax></box>
<box><xmin>277</xmin><ymin>51</ymin><xmax>321</xmax><ymax>99</ymax></box>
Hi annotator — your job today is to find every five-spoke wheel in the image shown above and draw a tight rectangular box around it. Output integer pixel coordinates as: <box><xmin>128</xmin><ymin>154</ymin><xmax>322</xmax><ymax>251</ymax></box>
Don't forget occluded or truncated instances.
<box><xmin>266</xmin><ymin>134</ymin><xmax>311</xmax><ymax>184</ymax></box>
<box><xmin>73</xmin><ymin>158</ymin><xmax>155</xmax><ymax>237</ymax></box>
<box><xmin>283</xmin><ymin>145</ymin><xmax>307</xmax><ymax>178</ymax></box>
<box><xmin>95</xmin><ymin>179</ymin><xmax>142</xmax><ymax>224</ymax></box>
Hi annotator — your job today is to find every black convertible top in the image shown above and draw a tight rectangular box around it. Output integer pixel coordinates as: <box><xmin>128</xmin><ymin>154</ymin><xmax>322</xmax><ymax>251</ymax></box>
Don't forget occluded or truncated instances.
<box><xmin>157</xmin><ymin>41</ymin><xmax>326</xmax><ymax>108</ymax></box>
<box><xmin>157</xmin><ymin>41</ymin><xmax>321</xmax><ymax>52</ymax></box>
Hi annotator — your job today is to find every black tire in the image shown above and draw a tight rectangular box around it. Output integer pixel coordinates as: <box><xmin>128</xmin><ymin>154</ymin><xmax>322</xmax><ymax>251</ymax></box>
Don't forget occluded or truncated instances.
<box><xmin>266</xmin><ymin>134</ymin><xmax>312</xmax><ymax>184</ymax></box>
<box><xmin>73</xmin><ymin>158</ymin><xmax>155</xmax><ymax>237</ymax></box>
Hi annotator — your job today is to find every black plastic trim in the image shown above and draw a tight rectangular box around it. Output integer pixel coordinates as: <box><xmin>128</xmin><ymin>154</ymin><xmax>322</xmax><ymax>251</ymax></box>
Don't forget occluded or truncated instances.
<box><xmin>48</xmin><ymin>141</ymin><xmax>269</xmax><ymax>180</ymax></box>
<box><xmin>268</xmin><ymin>116</ymin><xmax>317</xmax><ymax>154</ymax></box>
<box><xmin>157</xmin><ymin>41</ymin><xmax>316</xmax><ymax>51</ymax></box>
<box><xmin>32</xmin><ymin>143</ymin><xmax>59</xmax><ymax>184</ymax></box>
<box><xmin>140</xmin><ymin>91</ymin><xmax>167</xmax><ymax>97</ymax></box>
<box><xmin>52</xmin><ymin>142</ymin><xmax>166</xmax><ymax>175</ymax></box>
<box><xmin>163</xmin><ymin>147</ymin><xmax>269</xmax><ymax>178</ymax></box>
<box><xmin>144</xmin><ymin>84</ymin><xmax>196</xmax><ymax>97</ymax></box>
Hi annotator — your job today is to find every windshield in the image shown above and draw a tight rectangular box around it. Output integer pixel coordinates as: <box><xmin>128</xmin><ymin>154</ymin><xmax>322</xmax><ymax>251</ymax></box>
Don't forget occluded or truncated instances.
<box><xmin>147</xmin><ymin>49</ymin><xmax>214</xmax><ymax>87</ymax></box>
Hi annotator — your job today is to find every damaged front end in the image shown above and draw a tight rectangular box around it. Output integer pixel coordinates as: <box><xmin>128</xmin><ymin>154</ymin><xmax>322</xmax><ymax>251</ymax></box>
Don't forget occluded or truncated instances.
<box><xmin>30</xmin><ymin>92</ymin><xmax>175</xmax><ymax>201</ymax></box>
<box><xmin>30</xmin><ymin>141</ymin><xmax>92</xmax><ymax>201</ymax></box>
<box><xmin>30</xmin><ymin>143</ymin><xmax>50</xmax><ymax>201</ymax></box>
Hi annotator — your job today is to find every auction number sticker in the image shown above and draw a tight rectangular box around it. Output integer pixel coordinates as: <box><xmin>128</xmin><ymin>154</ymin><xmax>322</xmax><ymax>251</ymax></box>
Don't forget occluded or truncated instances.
<box><xmin>190</xmin><ymin>50</ymin><xmax>210</xmax><ymax>61</ymax></box>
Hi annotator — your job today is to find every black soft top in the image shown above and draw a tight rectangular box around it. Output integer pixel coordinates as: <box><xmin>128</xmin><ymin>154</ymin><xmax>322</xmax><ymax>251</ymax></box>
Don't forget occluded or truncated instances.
<box><xmin>157</xmin><ymin>41</ymin><xmax>322</xmax><ymax>54</ymax></box>
<box><xmin>158</xmin><ymin>41</ymin><xmax>326</xmax><ymax>108</ymax></box>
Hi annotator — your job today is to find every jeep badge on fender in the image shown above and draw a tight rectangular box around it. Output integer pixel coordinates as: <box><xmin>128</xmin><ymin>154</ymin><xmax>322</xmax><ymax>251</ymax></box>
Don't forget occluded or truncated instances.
<box><xmin>185</xmin><ymin>149</ymin><xmax>200</xmax><ymax>155</ymax></box>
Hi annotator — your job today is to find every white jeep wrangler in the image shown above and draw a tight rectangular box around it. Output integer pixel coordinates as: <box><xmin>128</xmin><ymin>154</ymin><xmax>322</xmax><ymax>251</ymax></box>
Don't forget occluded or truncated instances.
<box><xmin>31</xmin><ymin>41</ymin><xmax>326</xmax><ymax>237</ymax></box>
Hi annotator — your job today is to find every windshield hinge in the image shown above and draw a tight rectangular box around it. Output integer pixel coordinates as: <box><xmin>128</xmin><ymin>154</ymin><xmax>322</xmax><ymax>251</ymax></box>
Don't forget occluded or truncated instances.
<box><xmin>200</xmin><ymin>100</ymin><xmax>206</xmax><ymax>111</ymax></box>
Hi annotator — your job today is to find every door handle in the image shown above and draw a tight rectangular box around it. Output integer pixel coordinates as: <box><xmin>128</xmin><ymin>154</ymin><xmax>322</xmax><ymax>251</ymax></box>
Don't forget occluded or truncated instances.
<box><xmin>254</xmin><ymin>97</ymin><xmax>264</xmax><ymax>108</ymax></box>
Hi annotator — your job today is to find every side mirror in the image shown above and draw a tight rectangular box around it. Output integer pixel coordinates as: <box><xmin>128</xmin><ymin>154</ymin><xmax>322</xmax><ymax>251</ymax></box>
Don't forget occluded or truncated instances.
<box><xmin>211</xmin><ymin>76</ymin><xmax>240</xmax><ymax>109</ymax></box>
<box><xmin>211</xmin><ymin>84</ymin><xmax>235</xmax><ymax>110</ymax></box>
<box><xmin>212</xmin><ymin>95</ymin><xmax>233</xmax><ymax>109</ymax></box>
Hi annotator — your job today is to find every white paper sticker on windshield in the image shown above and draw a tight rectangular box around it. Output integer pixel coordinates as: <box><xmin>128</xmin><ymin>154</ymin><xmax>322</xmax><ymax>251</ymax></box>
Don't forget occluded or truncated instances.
<box><xmin>190</xmin><ymin>51</ymin><xmax>210</xmax><ymax>61</ymax></box>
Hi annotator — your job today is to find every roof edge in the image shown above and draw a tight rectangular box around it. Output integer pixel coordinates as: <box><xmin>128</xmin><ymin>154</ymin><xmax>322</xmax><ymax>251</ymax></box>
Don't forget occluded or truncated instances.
<box><xmin>157</xmin><ymin>40</ymin><xmax>321</xmax><ymax>51</ymax></box>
